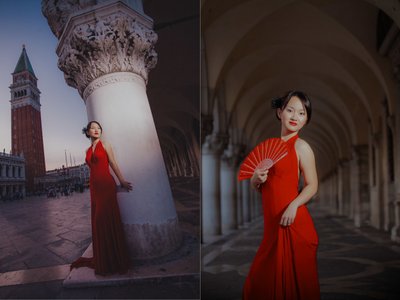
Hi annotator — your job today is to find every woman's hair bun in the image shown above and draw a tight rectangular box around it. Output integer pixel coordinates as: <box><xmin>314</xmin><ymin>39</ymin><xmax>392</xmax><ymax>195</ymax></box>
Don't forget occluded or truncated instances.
<box><xmin>82</xmin><ymin>127</ymin><xmax>89</xmax><ymax>138</ymax></box>
<box><xmin>271</xmin><ymin>97</ymin><xmax>283</xmax><ymax>109</ymax></box>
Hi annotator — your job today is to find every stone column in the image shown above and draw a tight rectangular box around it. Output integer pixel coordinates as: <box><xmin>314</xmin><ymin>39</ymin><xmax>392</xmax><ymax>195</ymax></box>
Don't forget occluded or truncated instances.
<box><xmin>242</xmin><ymin>180</ymin><xmax>251</xmax><ymax>223</ymax></box>
<box><xmin>249</xmin><ymin>187</ymin><xmax>254</xmax><ymax>221</ymax></box>
<box><xmin>236</xmin><ymin>179</ymin><xmax>243</xmax><ymax>227</ymax></box>
<box><xmin>381</xmin><ymin>102</ymin><xmax>390</xmax><ymax>231</ymax></box>
<box><xmin>391</xmin><ymin>84</ymin><xmax>400</xmax><ymax>241</ymax></box>
<box><xmin>350</xmin><ymin>148</ymin><xmax>361</xmax><ymax>227</ymax></box>
<box><xmin>350</xmin><ymin>145</ymin><xmax>369</xmax><ymax>228</ymax></box>
<box><xmin>42</xmin><ymin>0</ymin><xmax>181</xmax><ymax>259</ymax></box>
<box><xmin>337</xmin><ymin>163</ymin><xmax>344</xmax><ymax>215</ymax></box>
<box><xmin>250</xmin><ymin>186</ymin><xmax>258</xmax><ymax>221</ymax></box>
<box><xmin>202</xmin><ymin>133</ymin><xmax>226</xmax><ymax>242</ymax></box>
<box><xmin>369</xmin><ymin>128</ymin><xmax>381</xmax><ymax>229</ymax></box>
<box><xmin>220</xmin><ymin>143</ymin><xmax>238</xmax><ymax>233</ymax></box>
<box><xmin>341</xmin><ymin>161</ymin><xmax>351</xmax><ymax>217</ymax></box>
<box><xmin>328</xmin><ymin>172</ymin><xmax>337</xmax><ymax>214</ymax></box>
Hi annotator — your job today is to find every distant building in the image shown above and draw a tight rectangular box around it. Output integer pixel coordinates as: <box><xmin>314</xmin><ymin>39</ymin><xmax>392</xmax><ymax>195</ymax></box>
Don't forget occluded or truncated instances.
<box><xmin>0</xmin><ymin>150</ymin><xmax>25</xmax><ymax>200</ymax></box>
<box><xmin>9</xmin><ymin>45</ymin><xmax>46</xmax><ymax>194</ymax></box>
<box><xmin>35</xmin><ymin>163</ymin><xmax>89</xmax><ymax>192</ymax></box>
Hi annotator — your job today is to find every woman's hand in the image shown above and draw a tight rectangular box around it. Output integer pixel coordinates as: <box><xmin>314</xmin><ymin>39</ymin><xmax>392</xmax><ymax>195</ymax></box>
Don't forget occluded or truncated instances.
<box><xmin>250</xmin><ymin>168</ymin><xmax>269</xmax><ymax>190</ymax></box>
<box><xmin>120</xmin><ymin>180</ymin><xmax>133</xmax><ymax>192</ymax></box>
<box><xmin>280</xmin><ymin>202</ymin><xmax>298</xmax><ymax>226</ymax></box>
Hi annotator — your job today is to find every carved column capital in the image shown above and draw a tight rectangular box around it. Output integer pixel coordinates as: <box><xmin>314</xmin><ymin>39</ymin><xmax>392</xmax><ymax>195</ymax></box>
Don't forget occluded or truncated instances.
<box><xmin>43</xmin><ymin>0</ymin><xmax>157</xmax><ymax>97</ymax></box>
<box><xmin>222</xmin><ymin>143</ymin><xmax>246</xmax><ymax>168</ymax></box>
<box><xmin>202</xmin><ymin>133</ymin><xmax>229</xmax><ymax>156</ymax></box>
<box><xmin>201</xmin><ymin>114</ymin><xmax>213</xmax><ymax>144</ymax></box>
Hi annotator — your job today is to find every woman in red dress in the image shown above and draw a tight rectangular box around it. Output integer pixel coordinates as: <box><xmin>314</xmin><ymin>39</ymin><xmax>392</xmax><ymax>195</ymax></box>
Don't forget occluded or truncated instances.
<box><xmin>71</xmin><ymin>121</ymin><xmax>132</xmax><ymax>275</ymax></box>
<box><xmin>242</xmin><ymin>91</ymin><xmax>320</xmax><ymax>300</ymax></box>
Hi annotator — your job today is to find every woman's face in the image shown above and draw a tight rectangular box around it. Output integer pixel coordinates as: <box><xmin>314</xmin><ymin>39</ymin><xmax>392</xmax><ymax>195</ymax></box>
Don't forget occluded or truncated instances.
<box><xmin>88</xmin><ymin>122</ymin><xmax>102</xmax><ymax>139</ymax></box>
<box><xmin>278</xmin><ymin>96</ymin><xmax>307</xmax><ymax>133</ymax></box>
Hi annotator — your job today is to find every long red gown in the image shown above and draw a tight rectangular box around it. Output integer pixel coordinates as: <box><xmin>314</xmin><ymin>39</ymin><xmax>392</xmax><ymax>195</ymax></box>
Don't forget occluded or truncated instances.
<box><xmin>71</xmin><ymin>140</ymin><xmax>130</xmax><ymax>275</ymax></box>
<box><xmin>242</xmin><ymin>134</ymin><xmax>320</xmax><ymax>300</ymax></box>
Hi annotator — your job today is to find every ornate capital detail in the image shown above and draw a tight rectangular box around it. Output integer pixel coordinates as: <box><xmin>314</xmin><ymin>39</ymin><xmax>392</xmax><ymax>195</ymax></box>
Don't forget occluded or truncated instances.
<box><xmin>221</xmin><ymin>143</ymin><xmax>246</xmax><ymax>168</ymax></box>
<box><xmin>43</xmin><ymin>1</ymin><xmax>157</xmax><ymax>97</ymax></box>
<box><xmin>202</xmin><ymin>133</ymin><xmax>229</xmax><ymax>156</ymax></box>
<box><xmin>42</xmin><ymin>0</ymin><xmax>147</xmax><ymax>38</ymax></box>
<box><xmin>83</xmin><ymin>72</ymin><xmax>145</xmax><ymax>100</ymax></box>
<box><xmin>201</xmin><ymin>114</ymin><xmax>213</xmax><ymax>144</ymax></box>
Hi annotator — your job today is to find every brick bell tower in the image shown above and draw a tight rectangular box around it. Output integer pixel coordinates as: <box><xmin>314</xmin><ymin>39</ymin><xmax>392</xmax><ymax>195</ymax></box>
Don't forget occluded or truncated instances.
<box><xmin>9</xmin><ymin>45</ymin><xmax>46</xmax><ymax>193</ymax></box>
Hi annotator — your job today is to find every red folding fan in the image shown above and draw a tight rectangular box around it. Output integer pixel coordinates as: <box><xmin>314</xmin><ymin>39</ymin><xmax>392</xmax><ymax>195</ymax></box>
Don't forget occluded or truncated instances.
<box><xmin>238</xmin><ymin>138</ymin><xmax>288</xmax><ymax>181</ymax></box>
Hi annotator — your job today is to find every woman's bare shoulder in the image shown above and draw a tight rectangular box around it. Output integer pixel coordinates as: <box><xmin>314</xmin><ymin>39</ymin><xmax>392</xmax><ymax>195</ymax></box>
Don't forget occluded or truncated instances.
<box><xmin>101</xmin><ymin>140</ymin><xmax>111</xmax><ymax>149</ymax></box>
<box><xmin>295</xmin><ymin>138</ymin><xmax>314</xmax><ymax>154</ymax></box>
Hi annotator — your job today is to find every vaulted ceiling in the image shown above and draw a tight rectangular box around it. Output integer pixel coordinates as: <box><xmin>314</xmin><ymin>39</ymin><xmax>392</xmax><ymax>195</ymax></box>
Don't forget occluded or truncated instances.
<box><xmin>202</xmin><ymin>0</ymin><xmax>399</xmax><ymax>178</ymax></box>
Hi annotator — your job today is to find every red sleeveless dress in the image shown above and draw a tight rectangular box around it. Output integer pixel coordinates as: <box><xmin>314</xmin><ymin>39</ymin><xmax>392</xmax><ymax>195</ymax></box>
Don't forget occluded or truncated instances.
<box><xmin>242</xmin><ymin>134</ymin><xmax>320</xmax><ymax>300</ymax></box>
<box><xmin>70</xmin><ymin>140</ymin><xmax>130</xmax><ymax>275</ymax></box>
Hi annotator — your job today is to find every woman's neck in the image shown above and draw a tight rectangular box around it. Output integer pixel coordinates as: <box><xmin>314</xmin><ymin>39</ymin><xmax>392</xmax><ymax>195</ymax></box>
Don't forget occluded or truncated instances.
<box><xmin>91</xmin><ymin>138</ymin><xmax>100</xmax><ymax>146</ymax></box>
<box><xmin>280</xmin><ymin>130</ymin><xmax>298</xmax><ymax>141</ymax></box>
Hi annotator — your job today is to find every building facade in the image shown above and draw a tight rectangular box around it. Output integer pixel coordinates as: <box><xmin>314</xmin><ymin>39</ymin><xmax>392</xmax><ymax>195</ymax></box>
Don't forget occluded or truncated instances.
<box><xmin>0</xmin><ymin>150</ymin><xmax>25</xmax><ymax>200</ymax></box>
<box><xmin>35</xmin><ymin>164</ymin><xmax>90</xmax><ymax>193</ymax></box>
<box><xmin>9</xmin><ymin>45</ymin><xmax>46</xmax><ymax>194</ymax></box>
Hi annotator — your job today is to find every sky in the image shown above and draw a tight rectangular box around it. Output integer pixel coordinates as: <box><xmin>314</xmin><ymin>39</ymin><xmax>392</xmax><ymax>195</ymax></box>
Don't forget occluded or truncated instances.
<box><xmin>0</xmin><ymin>0</ymin><xmax>88</xmax><ymax>170</ymax></box>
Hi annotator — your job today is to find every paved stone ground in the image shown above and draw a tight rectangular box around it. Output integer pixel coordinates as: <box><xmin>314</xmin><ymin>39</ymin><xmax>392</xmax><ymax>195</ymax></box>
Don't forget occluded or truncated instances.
<box><xmin>0</xmin><ymin>176</ymin><xmax>199</xmax><ymax>299</ymax></box>
<box><xmin>202</xmin><ymin>202</ymin><xmax>400</xmax><ymax>300</ymax></box>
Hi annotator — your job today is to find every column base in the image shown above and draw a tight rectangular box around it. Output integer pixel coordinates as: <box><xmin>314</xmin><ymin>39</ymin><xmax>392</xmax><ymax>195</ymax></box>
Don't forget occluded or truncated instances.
<box><xmin>64</xmin><ymin>231</ymin><xmax>198</xmax><ymax>290</ymax></box>
<box><xmin>123</xmin><ymin>217</ymin><xmax>182</xmax><ymax>259</ymax></box>
<box><xmin>391</xmin><ymin>225</ymin><xmax>400</xmax><ymax>242</ymax></box>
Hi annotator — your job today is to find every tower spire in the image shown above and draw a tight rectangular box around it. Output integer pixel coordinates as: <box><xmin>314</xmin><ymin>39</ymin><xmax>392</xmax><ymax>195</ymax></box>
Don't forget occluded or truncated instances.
<box><xmin>13</xmin><ymin>45</ymin><xmax>36</xmax><ymax>76</ymax></box>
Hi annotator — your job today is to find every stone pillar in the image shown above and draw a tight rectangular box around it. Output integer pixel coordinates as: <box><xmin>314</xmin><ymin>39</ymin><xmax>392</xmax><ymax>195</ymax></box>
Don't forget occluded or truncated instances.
<box><xmin>391</xmin><ymin>84</ymin><xmax>400</xmax><ymax>241</ymax></box>
<box><xmin>329</xmin><ymin>172</ymin><xmax>337</xmax><ymax>214</ymax></box>
<box><xmin>342</xmin><ymin>161</ymin><xmax>351</xmax><ymax>217</ymax></box>
<box><xmin>381</xmin><ymin>102</ymin><xmax>390</xmax><ymax>231</ymax></box>
<box><xmin>337</xmin><ymin>163</ymin><xmax>344</xmax><ymax>215</ymax></box>
<box><xmin>369</xmin><ymin>127</ymin><xmax>381</xmax><ymax>229</ymax></box>
<box><xmin>220</xmin><ymin>143</ymin><xmax>238</xmax><ymax>233</ymax></box>
<box><xmin>242</xmin><ymin>180</ymin><xmax>251</xmax><ymax>223</ymax></box>
<box><xmin>358</xmin><ymin>145</ymin><xmax>370</xmax><ymax>225</ymax></box>
<box><xmin>42</xmin><ymin>0</ymin><xmax>181</xmax><ymax>259</ymax></box>
<box><xmin>350</xmin><ymin>145</ymin><xmax>369</xmax><ymax>228</ymax></box>
<box><xmin>250</xmin><ymin>187</ymin><xmax>258</xmax><ymax>221</ymax></box>
<box><xmin>202</xmin><ymin>133</ymin><xmax>225</xmax><ymax>242</ymax></box>
<box><xmin>236</xmin><ymin>179</ymin><xmax>243</xmax><ymax>227</ymax></box>
<box><xmin>350</xmin><ymin>148</ymin><xmax>361</xmax><ymax>227</ymax></box>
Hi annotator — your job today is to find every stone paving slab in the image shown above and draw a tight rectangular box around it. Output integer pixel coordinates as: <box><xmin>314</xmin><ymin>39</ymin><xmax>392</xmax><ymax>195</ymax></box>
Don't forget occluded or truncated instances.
<box><xmin>0</xmin><ymin>191</ymin><xmax>92</xmax><ymax>274</ymax></box>
<box><xmin>202</xmin><ymin>203</ymin><xmax>400</xmax><ymax>300</ymax></box>
<box><xmin>0</xmin><ymin>177</ymin><xmax>200</xmax><ymax>299</ymax></box>
<box><xmin>0</xmin><ymin>264</ymin><xmax>69</xmax><ymax>288</ymax></box>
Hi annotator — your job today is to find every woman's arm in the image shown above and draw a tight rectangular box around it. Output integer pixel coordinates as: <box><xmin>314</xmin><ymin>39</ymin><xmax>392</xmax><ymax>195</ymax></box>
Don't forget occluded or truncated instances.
<box><xmin>102</xmin><ymin>141</ymin><xmax>133</xmax><ymax>191</ymax></box>
<box><xmin>280</xmin><ymin>139</ymin><xmax>318</xmax><ymax>226</ymax></box>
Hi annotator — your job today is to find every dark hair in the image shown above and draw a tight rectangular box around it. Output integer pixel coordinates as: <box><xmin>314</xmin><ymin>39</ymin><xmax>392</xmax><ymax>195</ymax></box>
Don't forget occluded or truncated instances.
<box><xmin>82</xmin><ymin>121</ymin><xmax>102</xmax><ymax>138</ymax></box>
<box><xmin>271</xmin><ymin>90</ymin><xmax>312</xmax><ymax>124</ymax></box>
